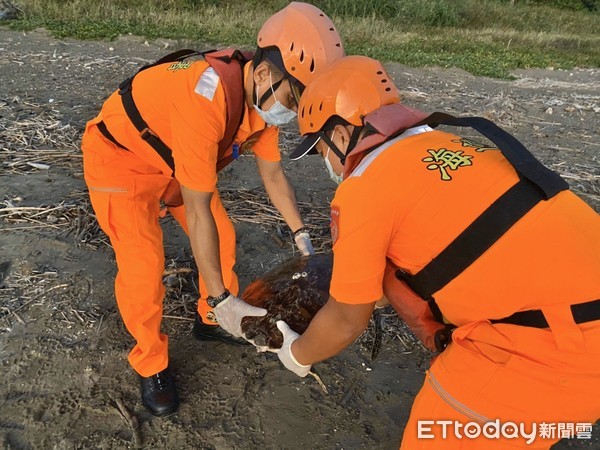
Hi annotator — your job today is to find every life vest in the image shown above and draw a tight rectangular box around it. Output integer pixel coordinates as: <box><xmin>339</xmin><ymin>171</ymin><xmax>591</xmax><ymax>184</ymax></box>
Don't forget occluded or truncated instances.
<box><xmin>348</xmin><ymin>103</ymin><xmax>600</xmax><ymax>352</ymax></box>
<box><xmin>97</xmin><ymin>48</ymin><xmax>255</xmax><ymax>206</ymax></box>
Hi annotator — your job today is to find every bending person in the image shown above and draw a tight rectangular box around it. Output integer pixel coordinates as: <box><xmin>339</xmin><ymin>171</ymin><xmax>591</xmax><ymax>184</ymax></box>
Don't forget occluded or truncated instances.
<box><xmin>81</xmin><ymin>2</ymin><xmax>344</xmax><ymax>416</ymax></box>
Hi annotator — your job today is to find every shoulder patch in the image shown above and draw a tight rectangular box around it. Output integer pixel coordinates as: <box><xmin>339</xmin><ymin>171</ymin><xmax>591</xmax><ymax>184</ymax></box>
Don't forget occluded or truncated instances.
<box><xmin>194</xmin><ymin>67</ymin><xmax>220</xmax><ymax>101</ymax></box>
<box><xmin>330</xmin><ymin>206</ymin><xmax>340</xmax><ymax>246</ymax></box>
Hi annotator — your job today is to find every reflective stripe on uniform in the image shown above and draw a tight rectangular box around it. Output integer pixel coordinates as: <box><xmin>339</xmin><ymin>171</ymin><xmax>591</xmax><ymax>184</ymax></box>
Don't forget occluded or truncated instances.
<box><xmin>88</xmin><ymin>186</ymin><xmax>129</xmax><ymax>193</ymax></box>
<box><xmin>194</xmin><ymin>67</ymin><xmax>220</xmax><ymax>101</ymax></box>
<box><xmin>426</xmin><ymin>370</ymin><xmax>493</xmax><ymax>424</ymax></box>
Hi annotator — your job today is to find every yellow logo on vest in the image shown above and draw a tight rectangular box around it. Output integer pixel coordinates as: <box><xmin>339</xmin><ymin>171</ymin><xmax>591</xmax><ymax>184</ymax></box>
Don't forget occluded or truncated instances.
<box><xmin>423</xmin><ymin>148</ymin><xmax>473</xmax><ymax>181</ymax></box>
<box><xmin>452</xmin><ymin>138</ymin><xmax>498</xmax><ymax>152</ymax></box>
<box><xmin>168</xmin><ymin>61</ymin><xmax>193</xmax><ymax>71</ymax></box>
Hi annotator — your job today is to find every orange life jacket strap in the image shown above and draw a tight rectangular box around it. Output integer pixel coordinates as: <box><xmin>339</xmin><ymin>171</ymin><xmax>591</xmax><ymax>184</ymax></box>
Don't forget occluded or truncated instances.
<box><xmin>205</xmin><ymin>49</ymin><xmax>254</xmax><ymax>172</ymax></box>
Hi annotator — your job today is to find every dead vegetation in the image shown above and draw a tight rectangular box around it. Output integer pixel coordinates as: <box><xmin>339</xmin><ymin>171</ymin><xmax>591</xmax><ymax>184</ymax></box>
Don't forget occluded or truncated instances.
<box><xmin>0</xmin><ymin>261</ymin><xmax>105</xmax><ymax>333</ymax></box>
<box><xmin>0</xmin><ymin>97</ymin><xmax>81</xmax><ymax>174</ymax></box>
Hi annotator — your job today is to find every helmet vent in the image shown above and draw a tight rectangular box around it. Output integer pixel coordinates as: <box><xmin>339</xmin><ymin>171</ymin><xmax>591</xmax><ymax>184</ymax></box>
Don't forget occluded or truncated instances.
<box><xmin>301</xmin><ymin>106</ymin><xmax>305</xmax><ymax>118</ymax></box>
<box><xmin>329</xmin><ymin>27</ymin><xmax>334</xmax><ymax>31</ymax></box>
<box><xmin>290</xmin><ymin>42</ymin><xmax>294</xmax><ymax>51</ymax></box>
<box><xmin>385</xmin><ymin>87</ymin><xmax>391</xmax><ymax>92</ymax></box>
<box><xmin>309</xmin><ymin>104</ymin><xmax>313</xmax><ymax>115</ymax></box>
<box><xmin>319</xmin><ymin>101</ymin><xmax>323</xmax><ymax>111</ymax></box>
<box><xmin>299</xmin><ymin>50</ymin><xmax>305</xmax><ymax>62</ymax></box>
<box><xmin>381</xmin><ymin>79</ymin><xmax>388</xmax><ymax>83</ymax></box>
<box><xmin>377</xmin><ymin>71</ymin><xmax>383</xmax><ymax>75</ymax></box>
<box><xmin>336</xmin><ymin>43</ymin><xmax>341</xmax><ymax>47</ymax></box>
<box><xmin>309</xmin><ymin>59</ymin><xmax>315</xmax><ymax>72</ymax></box>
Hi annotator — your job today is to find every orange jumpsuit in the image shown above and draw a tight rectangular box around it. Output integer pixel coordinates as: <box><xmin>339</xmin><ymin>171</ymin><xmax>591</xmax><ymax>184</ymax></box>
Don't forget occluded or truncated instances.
<box><xmin>328</xmin><ymin>126</ymin><xmax>600</xmax><ymax>449</ymax></box>
<box><xmin>81</xmin><ymin>59</ymin><xmax>280</xmax><ymax>377</ymax></box>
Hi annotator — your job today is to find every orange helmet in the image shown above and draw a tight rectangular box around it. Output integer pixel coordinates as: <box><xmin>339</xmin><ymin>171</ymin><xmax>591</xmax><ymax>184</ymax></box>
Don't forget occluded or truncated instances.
<box><xmin>257</xmin><ymin>2</ymin><xmax>344</xmax><ymax>88</ymax></box>
<box><xmin>290</xmin><ymin>55</ymin><xmax>400</xmax><ymax>159</ymax></box>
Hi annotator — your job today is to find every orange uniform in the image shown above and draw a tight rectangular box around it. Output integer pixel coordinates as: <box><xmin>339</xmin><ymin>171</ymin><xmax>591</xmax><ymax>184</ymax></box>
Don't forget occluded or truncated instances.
<box><xmin>329</xmin><ymin>126</ymin><xmax>600</xmax><ymax>448</ymax></box>
<box><xmin>82</xmin><ymin>59</ymin><xmax>279</xmax><ymax>377</ymax></box>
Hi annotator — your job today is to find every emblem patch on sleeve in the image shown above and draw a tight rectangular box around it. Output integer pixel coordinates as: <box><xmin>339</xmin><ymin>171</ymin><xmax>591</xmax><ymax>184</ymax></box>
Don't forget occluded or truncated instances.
<box><xmin>330</xmin><ymin>206</ymin><xmax>340</xmax><ymax>245</ymax></box>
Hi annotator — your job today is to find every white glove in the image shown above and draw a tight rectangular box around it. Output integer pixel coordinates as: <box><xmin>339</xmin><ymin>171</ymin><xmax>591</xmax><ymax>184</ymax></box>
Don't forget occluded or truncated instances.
<box><xmin>276</xmin><ymin>320</ymin><xmax>311</xmax><ymax>377</ymax></box>
<box><xmin>294</xmin><ymin>230</ymin><xmax>315</xmax><ymax>256</ymax></box>
<box><xmin>213</xmin><ymin>295</ymin><xmax>267</xmax><ymax>337</ymax></box>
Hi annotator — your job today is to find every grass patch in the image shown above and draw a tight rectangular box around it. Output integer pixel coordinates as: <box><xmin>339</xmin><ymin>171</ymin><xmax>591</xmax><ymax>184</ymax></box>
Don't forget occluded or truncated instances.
<box><xmin>4</xmin><ymin>0</ymin><xmax>600</xmax><ymax>78</ymax></box>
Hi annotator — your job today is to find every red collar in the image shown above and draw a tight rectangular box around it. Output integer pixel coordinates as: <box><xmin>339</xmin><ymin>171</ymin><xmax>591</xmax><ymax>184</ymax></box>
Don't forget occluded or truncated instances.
<box><xmin>343</xmin><ymin>103</ymin><xmax>429</xmax><ymax>178</ymax></box>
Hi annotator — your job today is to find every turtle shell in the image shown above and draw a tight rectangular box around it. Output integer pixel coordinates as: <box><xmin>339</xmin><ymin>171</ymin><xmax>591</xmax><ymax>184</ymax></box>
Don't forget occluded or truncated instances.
<box><xmin>240</xmin><ymin>253</ymin><xmax>333</xmax><ymax>351</ymax></box>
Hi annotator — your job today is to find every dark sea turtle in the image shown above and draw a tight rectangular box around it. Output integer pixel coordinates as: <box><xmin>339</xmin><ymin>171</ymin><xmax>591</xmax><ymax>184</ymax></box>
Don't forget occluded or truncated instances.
<box><xmin>240</xmin><ymin>253</ymin><xmax>333</xmax><ymax>351</ymax></box>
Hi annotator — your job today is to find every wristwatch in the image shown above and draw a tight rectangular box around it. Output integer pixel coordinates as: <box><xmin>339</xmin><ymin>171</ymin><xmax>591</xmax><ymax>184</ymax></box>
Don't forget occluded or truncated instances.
<box><xmin>292</xmin><ymin>227</ymin><xmax>307</xmax><ymax>237</ymax></box>
<box><xmin>207</xmin><ymin>289</ymin><xmax>231</xmax><ymax>308</ymax></box>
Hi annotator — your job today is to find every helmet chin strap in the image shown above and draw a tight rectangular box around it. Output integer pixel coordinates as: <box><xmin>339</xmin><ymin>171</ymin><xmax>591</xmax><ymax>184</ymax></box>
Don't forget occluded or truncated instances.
<box><xmin>319</xmin><ymin>125</ymin><xmax>363</xmax><ymax>165</ymax></box>
<box><xmin>256</xmin><ymin>74</ymin><xmax>286</xmax><ymax>109</ymax></box>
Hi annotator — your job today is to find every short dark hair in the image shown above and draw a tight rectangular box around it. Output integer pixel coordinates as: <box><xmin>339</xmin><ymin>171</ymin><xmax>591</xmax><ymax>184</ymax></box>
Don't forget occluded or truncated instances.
<box><xmin>253</xmin><ymin>46</ymin><xmax>284</xmax><ymax>76</ymax></box>
<box><xmin>321</xmin><ymin>115</ymin><xmax>351</xmax><ymax>134</ymax></box>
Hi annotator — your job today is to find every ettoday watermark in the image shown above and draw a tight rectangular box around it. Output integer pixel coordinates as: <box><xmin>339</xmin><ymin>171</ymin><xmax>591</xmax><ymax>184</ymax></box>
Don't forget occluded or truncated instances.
<box><xmin>417</xmin><ymin>420</ymin><xmax>593</xmax><ymax>444</ymax></box>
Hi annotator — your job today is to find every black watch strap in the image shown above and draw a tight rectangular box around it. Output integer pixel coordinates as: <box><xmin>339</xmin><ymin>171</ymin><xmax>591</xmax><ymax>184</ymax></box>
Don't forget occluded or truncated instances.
<box><xmin>207</xmin><ymin>289</ymin><xmax>230</xmax><ymax>308</ymax></box>
<box><xmin>292</xmin><ymin>227</ymin><xmax>307</xmax><ymax>237</ymax></box>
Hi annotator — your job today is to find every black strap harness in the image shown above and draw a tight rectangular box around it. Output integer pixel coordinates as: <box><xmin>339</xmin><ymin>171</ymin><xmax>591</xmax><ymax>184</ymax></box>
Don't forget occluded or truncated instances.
<box><xmin>492</xmin><ymin>299</ymin><xmax>600</xmax><ymax>328</ymax></box>
<box><xmin>394</xmin><ymin>114</ymin><xmax>599</xmax><ymax>341</ymax></box>
<box><xmin>97</xmin><ymin>48</ymin><xmax>249</xmax><ymax>175</ymax></box>
<box><xmin>118</xmin><ymin>49</ymin><xmax>203</xmax><ymax>172</ymax></box>
<box><xmin>97</xmin><ymin>120</ymin><xmax>128</xmax><ymax>151</ymax></box>
<box><xmin>397</xmin><ymin>177</ymin><xmax>545</xmax><ymax>301</ymax></box>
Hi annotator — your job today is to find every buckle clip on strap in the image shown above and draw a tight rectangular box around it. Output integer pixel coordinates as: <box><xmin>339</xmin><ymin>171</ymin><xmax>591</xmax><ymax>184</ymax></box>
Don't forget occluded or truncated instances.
<box><xmin>140</xmin><ymin>127</ymin><xmax>156</xmax><ymax>140</ymax></box>
<box><xmin>118</xmin><ymin>77</ymin><xmax>132</xmax><ymax>94</ymax></box>
<box><xmin>434</xmin><ymin>324</ymin><xmax>455</xmax><ymax>352</ymax></box>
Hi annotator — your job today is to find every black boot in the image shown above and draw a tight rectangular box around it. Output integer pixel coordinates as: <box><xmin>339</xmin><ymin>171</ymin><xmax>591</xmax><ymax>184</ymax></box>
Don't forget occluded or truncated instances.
<box><xmin>139</xmin><ymin>367</ymin><xmax>179</xmax><ymax>417</ymax></box>
<box><xmin>192</xmin><ymin>313</ymin><xmax>250</xmax><ymax>346</ymax></box>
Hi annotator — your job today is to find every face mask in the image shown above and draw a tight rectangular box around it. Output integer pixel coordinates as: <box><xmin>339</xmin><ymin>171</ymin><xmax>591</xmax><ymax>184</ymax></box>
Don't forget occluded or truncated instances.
<box><xmin>323</xmin><ymin>133</ymin><xmax>344</xmax><ymax>185</ymax></box>
<box><xmin>254</xmin><ymin>72</ymin><xmax>297</xmax><ymax>126</ymax></box>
